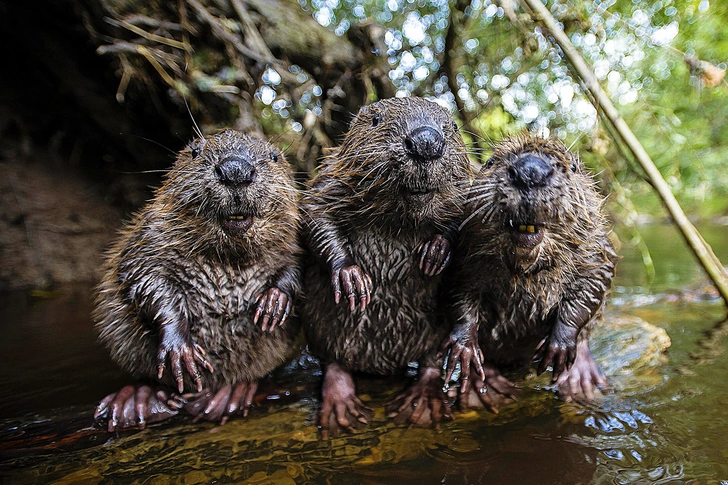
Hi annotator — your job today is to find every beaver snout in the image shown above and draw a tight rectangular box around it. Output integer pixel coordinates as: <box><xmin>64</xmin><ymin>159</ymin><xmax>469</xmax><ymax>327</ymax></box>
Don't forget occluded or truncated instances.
<box><xmin>507</xmin><ymin>155</ymin><xmax>554</xmax><ymax>189</ymax></box>
<box><xmin>215</xmin><ymin>156</ymin><xmax>257</xmax><ymax>186</ymax></box>
<box><xmin>404</xmin><ymin>126</ymin><xmax>445</xmax><ymax>162</ymax></box>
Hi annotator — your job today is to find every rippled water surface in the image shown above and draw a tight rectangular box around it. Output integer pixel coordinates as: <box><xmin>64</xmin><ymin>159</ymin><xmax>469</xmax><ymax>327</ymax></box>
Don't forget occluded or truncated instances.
<box><xmin>1</xmin><ymin>224</ymin><xmax>727</xmax><ymax>484</ymax></box>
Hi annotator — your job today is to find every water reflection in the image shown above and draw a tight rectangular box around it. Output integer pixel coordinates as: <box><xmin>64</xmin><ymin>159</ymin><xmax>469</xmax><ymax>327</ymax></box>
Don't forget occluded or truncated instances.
<box><xmin>1</xmin><ymin>224</ymin><xmax>728</xmax><ymax>484</ymax></box>
<box><xmin>575</xmin><ymin>403</ymin><xmax>687</xmax><ymax>485</ymax></box>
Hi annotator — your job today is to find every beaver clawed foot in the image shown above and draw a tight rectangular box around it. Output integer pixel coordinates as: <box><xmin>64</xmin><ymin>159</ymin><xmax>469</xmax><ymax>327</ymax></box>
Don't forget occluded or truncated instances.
<box><xmin>180</xmin><ymin>381</ymin><xmax>259</xmax><ymax>424</ymax></box>
<box><xmin>418</xmin><ymin>234</ymin><xmax>452</xmax><ymax>276</ymax></box>
<box><xmin>454</xmin><ymin>363</ymin><xmax>520</xmax><ymax>414</ymax></box>
<box><xmin>387</xmin><ymin>367</ymin><xmax>452</xmax><ymax>427</ymax></box>
<box><xmin>319</xmin><ymin>363</ymin><xmax>373</xmax><ymax>440</ymax></box>
<box><xmin>554</xmin><ymin>340</ymin><xmax>606</xmax><ymax>403</ymax></box>
<box><xmin>331</xmin><ymin>265</ymin><xmax>373</xmax><ymax>311</ymax></box>
<box><xmin>254</xmin><ymin>287</ymin><xmax>292</xmax><ymax>332</ymax></box>
<box><xmin>94</xmin><ymin>385</ymin><xmax>179</xmax><ymax>432</ymax></box>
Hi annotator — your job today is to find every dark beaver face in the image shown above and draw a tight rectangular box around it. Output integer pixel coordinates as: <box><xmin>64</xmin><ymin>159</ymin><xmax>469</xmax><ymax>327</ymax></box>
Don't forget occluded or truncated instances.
<box><xmin>338</xmin><ymin>97</ymin><xmax>470</xmax><ymax>222</ymax></box>
<box><xmin>161</xmin><ymin>130</ymin><xmax>297</xmax><ymax>248</ymax></box>
<box><xmin>466</xmin><ymin>135</ymin><xmax>601</xmax><ymax>271</ymax></box>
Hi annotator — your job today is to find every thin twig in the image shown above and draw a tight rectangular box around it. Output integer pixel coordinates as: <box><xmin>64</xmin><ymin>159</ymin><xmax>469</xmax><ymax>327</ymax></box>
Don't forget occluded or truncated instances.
<box><xmin>104</xmin><ymin>16</ymin><xmax>188</xmax><ymax>51</ymax></box>
<box><xmin>521</xmin><ymin>0</ymin><xmax>728</xmax><ymax>307</ymax></box>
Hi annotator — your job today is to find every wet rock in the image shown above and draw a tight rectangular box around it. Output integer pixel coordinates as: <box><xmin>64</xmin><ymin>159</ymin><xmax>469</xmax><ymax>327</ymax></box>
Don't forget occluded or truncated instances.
<box><xmin>590</xmin><ymin>314</ymin><xmax>671</xmax><ymax>393</ymax></box>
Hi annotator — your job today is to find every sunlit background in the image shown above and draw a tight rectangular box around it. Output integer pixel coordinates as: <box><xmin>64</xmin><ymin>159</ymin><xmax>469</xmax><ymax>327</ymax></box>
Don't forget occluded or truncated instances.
<box><xmin>246</xmin><ymin>0</ymin><xmax>727</xmax><ymax>221</ymax></box>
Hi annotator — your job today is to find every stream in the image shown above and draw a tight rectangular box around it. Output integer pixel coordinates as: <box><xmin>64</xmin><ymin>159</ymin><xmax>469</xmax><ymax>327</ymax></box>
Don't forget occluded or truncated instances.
<box><xmin>1</xmin><ymin>224</ymin><xmax>727</xmax><ymax>484</ymax></box>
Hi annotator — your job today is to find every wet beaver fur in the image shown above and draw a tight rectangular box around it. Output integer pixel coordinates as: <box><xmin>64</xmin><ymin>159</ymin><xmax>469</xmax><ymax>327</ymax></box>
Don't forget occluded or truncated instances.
<box><xmin>94</xmin><ymin>129</ymin><xmax>301</xmax><ymax>430</ymax></box>
<box><xmin>440</xmin><ymin>134</ymin><xmax>618</xmax><ymax>411</ymax></box>
<box><xmin>301</xmin><ymin>97</ymin><xmax>471</xmax><ymax>438</ymax></box>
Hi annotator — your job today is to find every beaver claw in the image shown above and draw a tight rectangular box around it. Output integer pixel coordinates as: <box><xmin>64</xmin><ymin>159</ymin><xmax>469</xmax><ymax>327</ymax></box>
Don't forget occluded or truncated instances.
<box><xmin>157</xmin><ymin>329</ymin><xmax>213</xmax><ymax>393</ymax></box>
<box><xmin>438</xmin><ymin>325</ymin><xmax>486</xmax><ymax>393</ymax></box>
<box><xmin>331</xmin><ymin>265</ymin><xmax>373</xmax><ymax>311</ymax></box>
<box><xmin>254</xmin><ymin>287</ymin><xmax>292</xmax><ymax>332</ymax></box>
<box><xmin>181</xmin><ymin>381</ymin><xmax>259</xmax><ymax>424</ymax></box>
<box><xmin>386</xmin><ymin>367</ymin><xmax>452</xmax><ymax>427</ymax></box>
<box><xmin>94</xmin><ymin>385</ymin><xmax>179</xmax><ymax>432</ymax></box>
<box><xmin>535</xmin><ymin>324</ymin><xmax>578</xmax><ymax>379</ymax></box>
<box><xmin>419</xmin><ymin>234</ymin><xmax>452</xmax><ymax>276</ymax></box>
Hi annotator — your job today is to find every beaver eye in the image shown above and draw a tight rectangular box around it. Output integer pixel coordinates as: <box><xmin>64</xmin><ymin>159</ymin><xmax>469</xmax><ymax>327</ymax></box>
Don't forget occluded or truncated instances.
<box><xmin>270</xmin><ymin>152</ymin><xmax>279</xmax><ymax>163</ymax></box>
<box><xmin>372</xmin><ymin>115</ymin><xmax>381</xmax><ymax>127</ymax></box>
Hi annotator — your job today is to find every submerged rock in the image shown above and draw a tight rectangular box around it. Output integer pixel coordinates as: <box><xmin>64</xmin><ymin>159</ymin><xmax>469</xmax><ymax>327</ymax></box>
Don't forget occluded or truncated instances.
<box><xmin>486</xmin><ymin>313</ymin><xmax>672</xmax><ymax>401</ymax></box>
<box><xmin>590</xmin><ymin>314</ymin><xmax>671</xmax><ymax>393</ymax></box>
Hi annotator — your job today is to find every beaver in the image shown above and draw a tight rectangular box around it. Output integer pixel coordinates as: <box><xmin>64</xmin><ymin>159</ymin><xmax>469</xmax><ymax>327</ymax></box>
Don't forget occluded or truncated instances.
<box><xmin>93</xmin><ymin>129</ymin><xmax>301</xmax><ymax>431</ymax></box>
<box><xmin>439</xmin><ymin>134</ymin><xmax>618</xmax><ymax>411</ymax></box>
<box><xmin>301</xmin><ymin>96</ymin><xmax>471</xmax><ymax>438</ymax></box>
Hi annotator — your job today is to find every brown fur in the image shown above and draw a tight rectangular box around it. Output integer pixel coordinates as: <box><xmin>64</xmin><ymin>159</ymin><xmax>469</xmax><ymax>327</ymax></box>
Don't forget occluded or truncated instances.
<box><xmin>300</xmin><ymin>97</ymin><xmax>473</xmax><ymax>435</ymax></box>
<box><xmin>94</xmin><ymin>130</ymin><xmax>301</xmax><ymax>391</ymax></box>
<box><xmin>444</xmin><ymin>134</ymin><xmax>617</xmax><ymax>404</ymax></box>
<box><xmin>302</xmin><ymin>97</ymin><xmax>471</xmax><ymax>373</ymax></box>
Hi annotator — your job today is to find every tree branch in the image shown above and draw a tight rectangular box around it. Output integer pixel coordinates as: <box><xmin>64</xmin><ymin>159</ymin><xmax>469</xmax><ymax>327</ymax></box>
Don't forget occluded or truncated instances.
<box><xmin>521</xmin><ymin>0</ymin><xmax>728</xmax><ymax>307</ymax></box>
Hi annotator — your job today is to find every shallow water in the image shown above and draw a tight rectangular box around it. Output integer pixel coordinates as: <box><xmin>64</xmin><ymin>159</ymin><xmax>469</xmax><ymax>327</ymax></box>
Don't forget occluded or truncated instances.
<box><xmin>1</xmin><ymin>224</ymin><xmax>727</xmax><ymax>484</ymax></box>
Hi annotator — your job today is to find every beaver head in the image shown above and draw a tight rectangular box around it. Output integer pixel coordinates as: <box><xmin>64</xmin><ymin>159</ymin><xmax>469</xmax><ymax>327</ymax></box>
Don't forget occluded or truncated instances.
<box><xmin>325</xmin><ymin>97</ymin><xmax>470</xmax><ymax>227</ymax></box>
<box><xmin>154</xmin><ymin>129</ymin><xmax>298</xmax><ymax>258</ymax></box>
<box><xmin>465</xmin><ymin>135</ymin><xmax>605</xmax><ymax>273</ymax></box>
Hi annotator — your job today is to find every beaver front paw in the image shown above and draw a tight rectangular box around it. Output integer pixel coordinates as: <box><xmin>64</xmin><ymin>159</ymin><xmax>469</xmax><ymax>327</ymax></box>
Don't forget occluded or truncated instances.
<box><xmin>254</xmin><ymin>287</ymin><xmax>292</xmax><ymax>332</ymax></box>
<box><xmin>331</xmin><ymin>265</ymin><xmax>373</xmax><ymax>311</ymax></box>
<box><xmin>157</xmin><ymin>329</ymin><xmax>213</xmax><ymax>393</ymax></box>
<box><xmin>418</xmin><ymin>234</ymin><xmax>452</xmax><ymax>276</ymax></box>
<box><xmin>438</xmin><ymin>324</ymin><xmax>485</xmax><ymax>392</ymax></box>
<box><xmin>180</xmin><ymin>381</ymin><xmax>259</xmax><ymax>424</ymax></box>
<box><xmin>94</xmin><ymin>385</ymin><xmax>179</xmax><ymax>432</ymax></box>
<box><xmin>387</xmin><ymin>367</ymin><xmax>452</xmax><ymax>427</ymax></box>
<box><xmin>535</xmin><ymin>325</ymin><xmax>579</xmax><ymax>379</ymax></box>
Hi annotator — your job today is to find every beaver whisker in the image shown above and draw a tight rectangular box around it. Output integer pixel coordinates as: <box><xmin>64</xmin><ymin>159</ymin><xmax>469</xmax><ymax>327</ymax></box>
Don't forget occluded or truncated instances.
<box><xmin>265</xmin><ymin>187</ymin><xmax>299</xmax><ymax>199</ymax></box>
<box><xmin>464</xmin><ymin>187</ymin><xmax>496</xmax><ymax>200</ymax></box>
<box><xmin>458</xmin><ymin>200</ymin><xmax>494</xmax><ymax>230</ymax></box>
<box><xmin>464</xmin><ymin>191</ymin><xmax>497</xmax><ymax>205</ymax></box>
<box><xmin>453</xmin><ymin>145</ymin><xmax>485</xmax><ymax>154</ymax></box>
<box><xmin>262</xmin><ymin>181</ymin><xmax>299</xmax><ymax>190</ymax></box>
<box><xmin>468</xmin><ymin>180</ymin><xmax>498</xmax><ymax>191</ymax></box>
<box><xmin>458</xmin><ymin>128</ymin><xmax>492</xmax><ymax>140</ymax></box>
<box><xmin>337</xmin><ymin>147</ymin><xmax>388</xmax><ymax>160</ymax></box>
<box><xmin>449</xmin><ymin>178</ymin><xmax>472</xmax><ymax>189</ymax></box>
<box><xmin>124</xmin><ymin>169</ymin><xmax>201</xmax><ymax>175</ymax></box>
<box><xmin>355</xmin><ymin>161</ymin><xmax>392</xmax><ymax>189</ymax></box>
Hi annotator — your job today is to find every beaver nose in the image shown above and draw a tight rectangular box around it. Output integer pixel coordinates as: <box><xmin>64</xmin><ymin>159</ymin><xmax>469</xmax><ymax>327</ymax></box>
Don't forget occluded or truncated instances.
<box><xmin>508</xmin><ymin>155</ymin><xmax>554</xmax><ymax>189</ymax></box>
<box><xmin>215</xmin><ymin>156</ymin><xmax>257</xmax><ymax>186</ymax></box>
<box><xmin>404</xmin><ymin>126</ymin><xmax>445</xmax><ymax>162</ymax></box>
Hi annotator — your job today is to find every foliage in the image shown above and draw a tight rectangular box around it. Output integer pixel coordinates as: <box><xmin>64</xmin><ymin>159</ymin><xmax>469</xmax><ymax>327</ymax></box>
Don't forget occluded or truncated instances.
<box><xmin>303</xmin><ymin>0</ymin><xmax>728</xmax><ymax>218</ymax></box>
<box><xmin>85</xmin><ymin>0</ymin><xmax>728</xmax><ymax>218</ymax></box>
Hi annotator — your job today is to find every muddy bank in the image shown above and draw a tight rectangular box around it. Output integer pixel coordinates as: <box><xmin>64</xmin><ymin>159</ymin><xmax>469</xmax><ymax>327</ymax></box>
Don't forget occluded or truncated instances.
<box><xmin>0</xmin><ymin>144</ymin><xmax>132</xmax><ymax>291</ymax></box>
